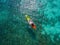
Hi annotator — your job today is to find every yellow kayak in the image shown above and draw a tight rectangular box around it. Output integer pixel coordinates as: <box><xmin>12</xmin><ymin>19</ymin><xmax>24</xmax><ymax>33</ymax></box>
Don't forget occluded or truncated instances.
<box><xmin>25</xmin><ymin>15</ymin><xmax>36</xmax><ymax>30</ymax></box>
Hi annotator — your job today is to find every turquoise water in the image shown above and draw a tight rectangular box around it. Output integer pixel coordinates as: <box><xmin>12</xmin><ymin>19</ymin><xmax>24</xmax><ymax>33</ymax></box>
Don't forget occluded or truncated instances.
<box><xmin>0</xmin><ymin>0</ymin><xmax>60</xmax><ymax>45</ymax></box>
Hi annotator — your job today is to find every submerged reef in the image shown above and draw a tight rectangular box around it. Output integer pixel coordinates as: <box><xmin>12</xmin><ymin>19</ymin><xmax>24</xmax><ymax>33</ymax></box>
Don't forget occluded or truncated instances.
<box><xmin>0</xmin><ymin>0</ymin><xmax>60</xmax><ymax>45</ymax></box>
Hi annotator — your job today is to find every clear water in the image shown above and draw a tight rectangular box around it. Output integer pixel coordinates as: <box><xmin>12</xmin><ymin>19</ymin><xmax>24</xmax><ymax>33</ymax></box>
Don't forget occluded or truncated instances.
<box><xmin>0</xmin><ymin>0</ymin><xmax>60</xmax><ymax>45</ymax></box>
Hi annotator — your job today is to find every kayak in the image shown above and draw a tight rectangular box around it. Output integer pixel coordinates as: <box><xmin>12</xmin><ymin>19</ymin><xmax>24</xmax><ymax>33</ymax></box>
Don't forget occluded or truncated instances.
<box><xmin>25</xmin><ymin>15</ymin><xmax>36</xmax><ymax>30</ymax></box>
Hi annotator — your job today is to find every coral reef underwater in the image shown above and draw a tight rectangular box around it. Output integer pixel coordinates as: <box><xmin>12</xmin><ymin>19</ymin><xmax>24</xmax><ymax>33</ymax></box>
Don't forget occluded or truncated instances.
<box><xmin>0</xmin><ymin>0</ymin><xmax>60</xmax><ymax>45</ymax></box>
